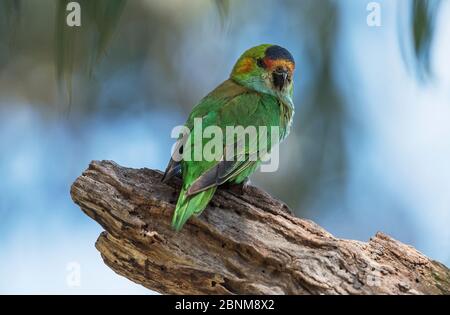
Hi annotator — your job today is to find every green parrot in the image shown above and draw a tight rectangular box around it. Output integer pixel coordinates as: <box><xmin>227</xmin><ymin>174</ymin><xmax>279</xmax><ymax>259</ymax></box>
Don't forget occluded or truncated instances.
<box><xmin>162</xmin><ymin>44</ymin><xmax>295</xmax><ymax>231</ymax></box>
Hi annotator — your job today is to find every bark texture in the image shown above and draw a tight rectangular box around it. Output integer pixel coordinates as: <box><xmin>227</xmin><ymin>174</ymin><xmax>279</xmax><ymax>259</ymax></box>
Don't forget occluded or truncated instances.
<box><xmin>70</xmin><ymin>160</ymin><xmax>450</xmax><ymax>295</ymax></box>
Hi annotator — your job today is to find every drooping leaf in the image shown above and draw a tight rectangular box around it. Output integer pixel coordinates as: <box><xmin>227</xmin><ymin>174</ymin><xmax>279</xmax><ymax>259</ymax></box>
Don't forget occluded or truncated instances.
<box><xmin>410</xmin><ymin>0</ymin><xmax>440</xmax><ymax>79</ymax></box>
<box><xmin>55</xmin><ymin>0</ymin><xmax>127</xmax><ymax>98</ymax></box>
<box><xmin>88</xmin><ymin>0</ymin><xmax>127</xmax><ymax>63</ymax></box>
<box><xmin>55</xmin><ymin>0</ymin><xmax>76</xmax><ymax>100</ymax></box>
<box><xmin>214</xmin><ymin>0</ymin><xmax>230</xmax><ymax>29</ymax></box>
<box><xmin>0</xmin><ymin>0</ymin><xmax>21</xmax><ymax>46</ymax></box>
<box><xmin>1</xmin><ymin>0</ymin><xmax>21</xmax><ymax>25</ymax></box>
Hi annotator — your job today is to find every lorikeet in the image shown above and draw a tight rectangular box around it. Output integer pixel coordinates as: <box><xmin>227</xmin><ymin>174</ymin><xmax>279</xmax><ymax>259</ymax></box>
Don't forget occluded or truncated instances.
<box><xmin>162</xmin><ymin>44</ymin><xmax>295</xmax><ymax>231</ymax></box>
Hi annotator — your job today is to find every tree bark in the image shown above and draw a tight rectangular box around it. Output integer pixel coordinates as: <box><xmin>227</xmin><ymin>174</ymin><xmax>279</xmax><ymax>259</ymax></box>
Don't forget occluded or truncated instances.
<box><xmin>70</xmin><ymin>160</ymin><xmax>450</xmax><ymax>295</ymax></box>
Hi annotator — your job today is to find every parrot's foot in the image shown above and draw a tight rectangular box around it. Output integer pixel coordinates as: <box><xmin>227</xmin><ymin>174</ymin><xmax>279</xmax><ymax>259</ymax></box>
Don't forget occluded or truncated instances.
<box><xmin>224</xmin><ymin>178</ymin><xmax>250</xmax><ymax>195</ymax></box>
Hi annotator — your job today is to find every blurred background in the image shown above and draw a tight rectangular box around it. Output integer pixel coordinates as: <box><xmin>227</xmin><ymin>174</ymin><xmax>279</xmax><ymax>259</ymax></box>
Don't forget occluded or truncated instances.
<box><xmin>0</xmin><ymin>0</ymin><xmax>449</xmax><ymax>294</ymax></box>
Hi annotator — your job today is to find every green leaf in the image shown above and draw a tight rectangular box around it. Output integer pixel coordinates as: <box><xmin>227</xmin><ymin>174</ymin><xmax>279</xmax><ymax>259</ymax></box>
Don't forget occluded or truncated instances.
<box><xmin>214</xmin><ymin>0</ymin><xmax>230</xmax><ymax>28</ymax></box>
<box><xmin>55</xmin><ymin>0</ymin><xmax>127</xmax><ymax>98</ymax></box>
<box><xmin>88</xmin><ymin>0</ymin><xmax>127</xmax><ymax>63</ymax></box>
<box><xmin>0</xmin><ymin>0</ymin><xmax>21</xmax><ymax>46</ymax></box>
<box><xmin>411</xmin><ymin>0</ymin><xmax>440</xmax><ymax>80</ymax></box>
<box><xmin>1</xmin><ymin>0</ymin><xmax>21</xmax><ymax>24</ymax></box>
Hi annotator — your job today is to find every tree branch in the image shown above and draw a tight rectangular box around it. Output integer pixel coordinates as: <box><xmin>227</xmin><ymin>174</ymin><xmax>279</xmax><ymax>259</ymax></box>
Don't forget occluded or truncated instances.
<box><xmin>70</xmin><ymin>160</ymin><xmax>450</xmax><ymax>294</ymax></box>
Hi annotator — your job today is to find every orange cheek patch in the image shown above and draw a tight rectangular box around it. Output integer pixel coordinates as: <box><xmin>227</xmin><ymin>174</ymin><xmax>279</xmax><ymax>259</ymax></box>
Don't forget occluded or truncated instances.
<box><xmin>235</xmin><ymin>57</ymin><xmax>254</xmax><ymax>74</ymax></box>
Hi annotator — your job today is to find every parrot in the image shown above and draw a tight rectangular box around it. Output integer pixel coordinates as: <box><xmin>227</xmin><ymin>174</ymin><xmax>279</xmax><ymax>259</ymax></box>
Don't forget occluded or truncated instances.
<box><xmin>162</xmin><ymin>44</ymin><xmax>295</xmax><ymax>231</ymax></box>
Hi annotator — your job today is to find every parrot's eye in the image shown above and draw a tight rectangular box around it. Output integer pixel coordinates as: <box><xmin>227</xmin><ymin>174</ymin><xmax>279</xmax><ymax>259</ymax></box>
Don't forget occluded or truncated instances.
<box><xmin>256</xmin><ymin>58</ymin><xmax>266</xmax><ymax>69</ymax></box>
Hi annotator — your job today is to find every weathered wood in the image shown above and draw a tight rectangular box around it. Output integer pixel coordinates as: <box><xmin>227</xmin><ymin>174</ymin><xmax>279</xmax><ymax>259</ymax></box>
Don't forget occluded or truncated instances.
<box><xmin>70</xmin><ymin>160</ymin><xmax>450</xmax><ymax>295</ymax></box>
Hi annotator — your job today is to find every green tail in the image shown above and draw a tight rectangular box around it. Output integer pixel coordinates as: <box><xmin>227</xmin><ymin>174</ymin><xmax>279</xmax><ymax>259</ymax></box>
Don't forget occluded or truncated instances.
<box><xmin>172</xmin><ymin>186</ymin><xmax>217</xmax><ymax>231</ymax></box>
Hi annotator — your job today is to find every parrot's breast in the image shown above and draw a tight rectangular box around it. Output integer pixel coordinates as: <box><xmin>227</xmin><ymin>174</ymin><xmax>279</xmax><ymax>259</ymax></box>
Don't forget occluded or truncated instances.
<box><xmin>279</xmin><ymin>99</ymin><xmax>294</xmax><ymax>141</ymax></box>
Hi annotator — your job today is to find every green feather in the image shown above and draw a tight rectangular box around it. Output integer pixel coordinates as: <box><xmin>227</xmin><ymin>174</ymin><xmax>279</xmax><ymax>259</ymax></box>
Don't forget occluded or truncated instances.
<box><xmin>172</xmin><ymin>187</ymin><xmax>217</xmax><ymax>231</ymax></box>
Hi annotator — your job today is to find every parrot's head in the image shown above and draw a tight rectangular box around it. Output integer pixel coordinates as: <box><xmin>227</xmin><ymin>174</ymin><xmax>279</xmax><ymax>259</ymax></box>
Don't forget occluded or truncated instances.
<box><xmin>230</xmin><ymin>44</ymin><xmax>295</xmax><ymax>107</ymax></box>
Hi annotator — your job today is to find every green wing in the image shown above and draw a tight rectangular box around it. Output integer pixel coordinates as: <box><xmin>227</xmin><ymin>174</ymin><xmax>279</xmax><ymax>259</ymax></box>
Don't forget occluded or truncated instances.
<box><xmin>162</xmin><ymin>79</ymin><xmax>248</xmax><ymax>183</ymax></box>
<box><xmin>182</xmin><ymin>81</ymin><xmax>281</xmax><ymax>193</ymax></box>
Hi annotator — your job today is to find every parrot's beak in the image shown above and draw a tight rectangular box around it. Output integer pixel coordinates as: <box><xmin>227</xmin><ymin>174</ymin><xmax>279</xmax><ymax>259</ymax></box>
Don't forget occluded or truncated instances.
<box><xmin>272</xmin><ymin>69</ymin><xmax>289</xmax><ymax>91</ymax></box>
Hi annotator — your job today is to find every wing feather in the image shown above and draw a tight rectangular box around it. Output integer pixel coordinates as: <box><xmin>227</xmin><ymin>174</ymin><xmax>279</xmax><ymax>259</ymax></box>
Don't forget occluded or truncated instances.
<box><xmin>165</xmin><ymin>79</ymin><xmax>280</xmax><ymax>198</ymax></box>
